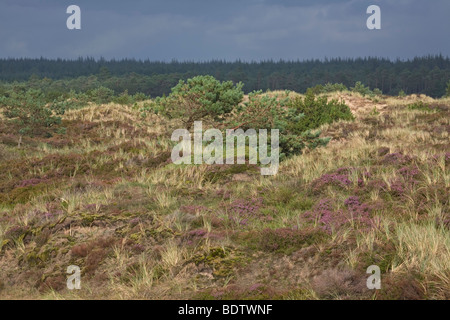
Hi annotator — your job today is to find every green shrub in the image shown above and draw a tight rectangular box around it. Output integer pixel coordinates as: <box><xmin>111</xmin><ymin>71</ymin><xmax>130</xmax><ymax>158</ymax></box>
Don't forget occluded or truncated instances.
<box><xmin>398</xmin><ymin>90</ymin><xmax>406</xmax><ymax>97</ymax></box>
<box><xmin>87</xmin><ymin>86</ymin><xmax>115</xmax><ymax>104</ymax></box>
<box><xmin>231</xmin><ymin>90</ymin><xmax>290</xmax><ymax>131</ymax></box>
<box><xmin>157</xmin><ymin>75</ymin><xmax>244</xmax><ymax>129</ymax></box>
<box><xmin>139</xmin><ymin>101</ymin><xmax>159</xmax><ymax>118</ymax></box>
<box><xmin>310</xmin><ymin>84</ymin><xmax>324</xmax><ymax>95</ymax></box>
<box><xmin>113</xmin><ymin>90</ymin><xmax>133</xmax><ymax>105</ymax></box>
<box><xmin>307</xmin><ymin>83</ymin><xmax>348</xmax><ymax>95</ymax></box>
<box><xmin>287</xmin><ymin>89</ymin><xmax>354</xmax><ymax>134</ymax></box>
<box><xmin>373</xmin><ymin>88</ymin><xmax>383</xmax><ymax>96</ymax></box>
<box><xmin>114</xmin><ymin>91</ymin><xmax>149</xmax><ymax>105</ymax></box>
<box><xmin>0</xmin><ymin>88</ymin><xmax>62</xmax><ymax>137</ymax></box>
<box><xmin>407</xmin><ymin>101</ymin><xmax>432</xmax><ymax>111</ymax></box>
<box><xmin>351</xmin><ymin>81</ymin><xmax>372</xmax><ymax>97</ymax></box>
<box><xmin>323</xmin><ymin>83</ymin><xmax>348</xmax><ymax>93</ymax></box>
<box><xmin>230</xmin><ymin>89</ymin><xmax>347</xmax><ymax>158</ymax></box>
<box><xmin>446</xmin><ymin>81</ymin><xmax>450</xmax><ymax>97</ymax></box>
<box><xmin>132</xmin><ymin>92</ymin><xmax>149</xmax><ymax>102</ymax></box>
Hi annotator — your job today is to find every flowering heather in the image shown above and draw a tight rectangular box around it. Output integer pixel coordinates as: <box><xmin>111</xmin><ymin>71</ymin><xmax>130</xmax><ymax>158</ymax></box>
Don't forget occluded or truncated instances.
<box><xmin>344</xmin><ymin>196</ymin><xmax>373</xmax><ymax>228</ymax></box>
<box><xmin>130</xmin><ymin>217</ymin><xmax>140</xmax><ymax>226</ymax></box>
<box><xmin>382</xmin><ymin>152</ymin><xmax>413</xmax><ymax>165</ymax></box>
<box><xmin>312</xmin><ymin>171</ymin><xmax>352</xmax><ymax>191</ymax></box>
<box><xmin>230</xmin><ymin>197</ymin><xmax>263</xmax><ymax>217</ymax></box>
<box><xmin>16</xmin><ymin>178</ymin><xmax>47</xmax><ymax>188</ymax></box>
<box><xmin>131</xmin><ymin>243</ymin><xmax>145</xmax><ymax>253</ymax></box>
<box><xmin>387</xmin><ymin>167</ymin><xmax>421</xmax><ymax>198</ymax></box>
<box><xmin>4</xmin><ymin>225</ymin><xmax>29</xmax><ymax>240</ymax></box>
<box><xmin>344</xmin><ymin>196</ymin><xmax>361</xmax><ymax>208</ymax></box>
<box><xmin>29</xmin><ymin>209</ymin><xmax>64</xmax><ymax>224</ymax></box>
<box><xmin>258</xmin><ymin>227</ymin><xmax>327</xmax><ymax>253</ymax></box>
<box><xmin>398</xmin><ymin>166</ymin><xmax>420</xmax><ymax>182</ymax></box>
<box><xmin>304</xmin><ymin>199</ymin><xmax>345</xmax><ymax>233</ymax></box>
<box><xmin>335</xmin><ymin>167</ymin><xmax>353</xmax><ymax>175</ymax></box>
<box><xmin>357</xmin><ymin>178</ymin><xmax>365</xmax><ymax>187</ymax></box>
<box><xmin>389</xmin><ymin>180</ymin><xmax>405</xmax><ymax>197</ymax></box>
<box><xmin>429</xmin><ymin>153</ymin><xmax>450</xmax><ymax>164</ymax></box>
<box><xmin>42</xmin><ymin>210</ymin><xmax>64</xmax><ymax>220</ymax></box>
<box><xmin>304</xmin><ymin>197</ymin><xmax>373</xmax><ymax>233</ymax></box>
<box><xmin>188</xmin><ymin>228</ymin><xmax>208</xmax><ymax>238</ymax></box>
<box><xmin>248</xmin><ymin>283</ymin><xmax>264</xmax><ymax>292</ymax></box>
<box><xmin>224</xmin><ymin>197</ymin><xmax>267</xmax><ymax>227</ymax></box>
<box><xmin>216</xmin><ymin>189</ymin><xmax>231</xmax><ymax>200</ymax></box>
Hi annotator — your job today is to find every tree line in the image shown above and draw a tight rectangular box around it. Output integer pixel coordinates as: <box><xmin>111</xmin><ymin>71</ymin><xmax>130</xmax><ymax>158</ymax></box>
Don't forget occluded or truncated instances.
<box><xmin>0</xmin><ymin>55</ymin><xmax>449</xmax><ymax>97</ymax></box>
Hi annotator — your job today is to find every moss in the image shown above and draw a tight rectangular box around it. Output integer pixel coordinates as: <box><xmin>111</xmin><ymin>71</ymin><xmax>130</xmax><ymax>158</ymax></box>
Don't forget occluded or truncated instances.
<box><xmin>191</xmin><ymin>247</ymin><xmax>246</xmax><ymax>278</ymax></box>
<box><xmin>80</xmin><ymin>212</ymin><xmax>104</xmax><ymax>226</ymax></box>
<box><xmin>129</xmin><ymin>233</ymin><xmax>142</xmax><ymax>243</ymax></box>
<box><xmin>23</xmin><ymin>245</ymin><xmax>58</xmax><ymax>267</ymax></box>
<box><xmin>204</xmin><ymin>164</ymin><xmax>257</xmax><ymax>183</ymax></box>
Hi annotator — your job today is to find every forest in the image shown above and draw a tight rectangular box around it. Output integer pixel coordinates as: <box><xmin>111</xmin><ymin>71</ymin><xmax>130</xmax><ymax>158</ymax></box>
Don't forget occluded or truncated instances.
<box><xmin>1</xmin><ymin>55</ymin><xmax>449</xmax><ymax>98</ymax></box>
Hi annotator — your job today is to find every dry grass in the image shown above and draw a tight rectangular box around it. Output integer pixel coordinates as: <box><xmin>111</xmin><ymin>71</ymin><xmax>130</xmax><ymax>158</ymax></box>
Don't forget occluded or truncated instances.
<box><xmin>0</xmin><ymin>93</ymin><xmax>448</xmax><ymax>300</ymax></box>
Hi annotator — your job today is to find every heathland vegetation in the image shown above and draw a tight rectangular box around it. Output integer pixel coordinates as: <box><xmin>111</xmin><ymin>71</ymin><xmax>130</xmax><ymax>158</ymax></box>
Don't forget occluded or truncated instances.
<box><xmin>0</xmin><ymin>65</ymin><xmax>449</xmax><ymax>299</ymax></box>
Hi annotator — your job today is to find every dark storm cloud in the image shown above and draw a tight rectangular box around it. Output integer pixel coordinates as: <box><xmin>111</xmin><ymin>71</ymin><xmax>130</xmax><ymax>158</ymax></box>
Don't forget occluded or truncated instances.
<box><xmin>0</xmin><ymin>0</ymin><xmax>449</xmax><ymax>60</ymax></box>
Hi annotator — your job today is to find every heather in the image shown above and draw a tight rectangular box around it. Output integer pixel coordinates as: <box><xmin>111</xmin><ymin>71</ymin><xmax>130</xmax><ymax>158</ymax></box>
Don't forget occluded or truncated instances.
<box><xmin>0</xmin><ymin>87</ymin><xmax>449</xmax><ymax>300</ymax></box>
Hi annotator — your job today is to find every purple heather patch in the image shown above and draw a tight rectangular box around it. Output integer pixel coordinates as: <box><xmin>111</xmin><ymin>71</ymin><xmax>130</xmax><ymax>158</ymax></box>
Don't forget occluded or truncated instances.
<box><xmin>224</xmin><ymin>197</ymin><xmax>268</xmax><ymax>227</ymax></box>
<box><xmin>248</xmin><ymin>283</ymin><xmax>264</xmax><ymax>292</ymax></box>
<box><xmin>312</xmin><ymin>173</ymin><xmax>352</xmax><ymax>191</ymax></box>
<box><xmin>382</xmin><ymin>152</ymin><xmax>413</xmax><ymax>165</ymax></box>
<box><xmin>398</xmin><ymin>166</ymin><xmax>420</xmax><ymax>182</ymax></box>
<box><xmin>16</xmin><ymin>178</ymin><xmax>47</xmax><ymax>188</ymax></box>
<box><xmin>304</xmin><ymin>197</ymin><xmax>373</xmax><ymax>233</ymax></box>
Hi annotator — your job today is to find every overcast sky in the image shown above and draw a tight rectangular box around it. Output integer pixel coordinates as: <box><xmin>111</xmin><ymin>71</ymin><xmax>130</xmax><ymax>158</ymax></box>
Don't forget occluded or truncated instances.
<box><xmin>0</xmin><ymin>0</ymin><xmax>449</xmax><ymax>61</ymax></box>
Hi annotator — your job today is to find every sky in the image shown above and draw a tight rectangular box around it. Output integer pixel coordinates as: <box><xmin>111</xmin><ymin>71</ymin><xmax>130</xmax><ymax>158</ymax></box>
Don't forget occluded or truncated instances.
<box><xmin>0</xmin><ymin>0</ymin><xmax>449</xmax><ymax>61</ymax></box>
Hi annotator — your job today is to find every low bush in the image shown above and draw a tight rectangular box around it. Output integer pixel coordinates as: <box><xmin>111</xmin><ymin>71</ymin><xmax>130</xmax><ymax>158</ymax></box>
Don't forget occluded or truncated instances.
<box><xmin>0</xmin><ymin>88</ymin><xmax>63</xmax><ymax>137</ymax></box>
<box><xmin>287</xmin><ymin>89</ymin><xmax>354</xmax><ymax>134</ymax></box>
<box><xmin>351</xmin><ymin>81</ymin><xmax>372</xmax><ymax>97</ymax></box>
<box><xmin>155</xmin><ymin>75</ymin><xmax>244</xmax><ymax>129</ymax></box>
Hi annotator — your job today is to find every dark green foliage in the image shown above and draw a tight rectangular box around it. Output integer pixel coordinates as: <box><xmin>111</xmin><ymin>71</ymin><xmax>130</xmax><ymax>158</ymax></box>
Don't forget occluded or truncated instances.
<box><xmin>309</xmin><ymin>83</ymin><xmax>348</xmax><ymax>95</ymax></box>
<box><xmin>446</xmin><ymin>80</ymin><xmax>450</xmax><ymax>97</ymax></box>
<box><xmin>229</xmin><ymin>89</ymin><xmax>349</xmax><ymax>158</ymax></box>
<box><xmin>1</xmin><ymin>56</ymin><xmax>449</xmax><ymax>97</ymax></box>
<box><xmin>322</xmin><ymin>83</ymin><xmax>348</xmax><ymax>93</ymax></box>
<box><xmin>351</xmin><ymin>81</ymin><xmax>372</xmax><ymax>97</ymax></box>
<box><xmin>113</xmin><ymin>90</ymin><xmax>149</xmax><ymax>106</ymax></box>
<box><xmin>0</xmin><ymin>88</ymin><xmax>62</xmax><ymax>137</ymax></box>
<box><xmin>287</xmin><ymin>89</ymin><xmax>354</xmax><ymax>134</ymax></box>
<box><xmin>407</xmin><ymin>101</ymin><xmax>432</xmax><ymax>111</ymax></box>
<box><xmin>87</xmin><ymin>86</ymin><xmax>115</xmax><ymax>104</ymax></box>
<box><xmin>373</xmin><ymin>88</ymin><xmax>383</xmax><ymax>96</ymax></box>
<box><xmin>157</xmin><ymin>75</ymin><xmax>244</xmax><ymax>128</ymax></box>
<box><xmin>231</xmin><ymin>90</ymin><xmax>290</xmax><ymax>131</ymax></box>
<box><xmin>113</xmin><ymin>90</ymin><xmax>132</xmax><ymax>105</ymax></box>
